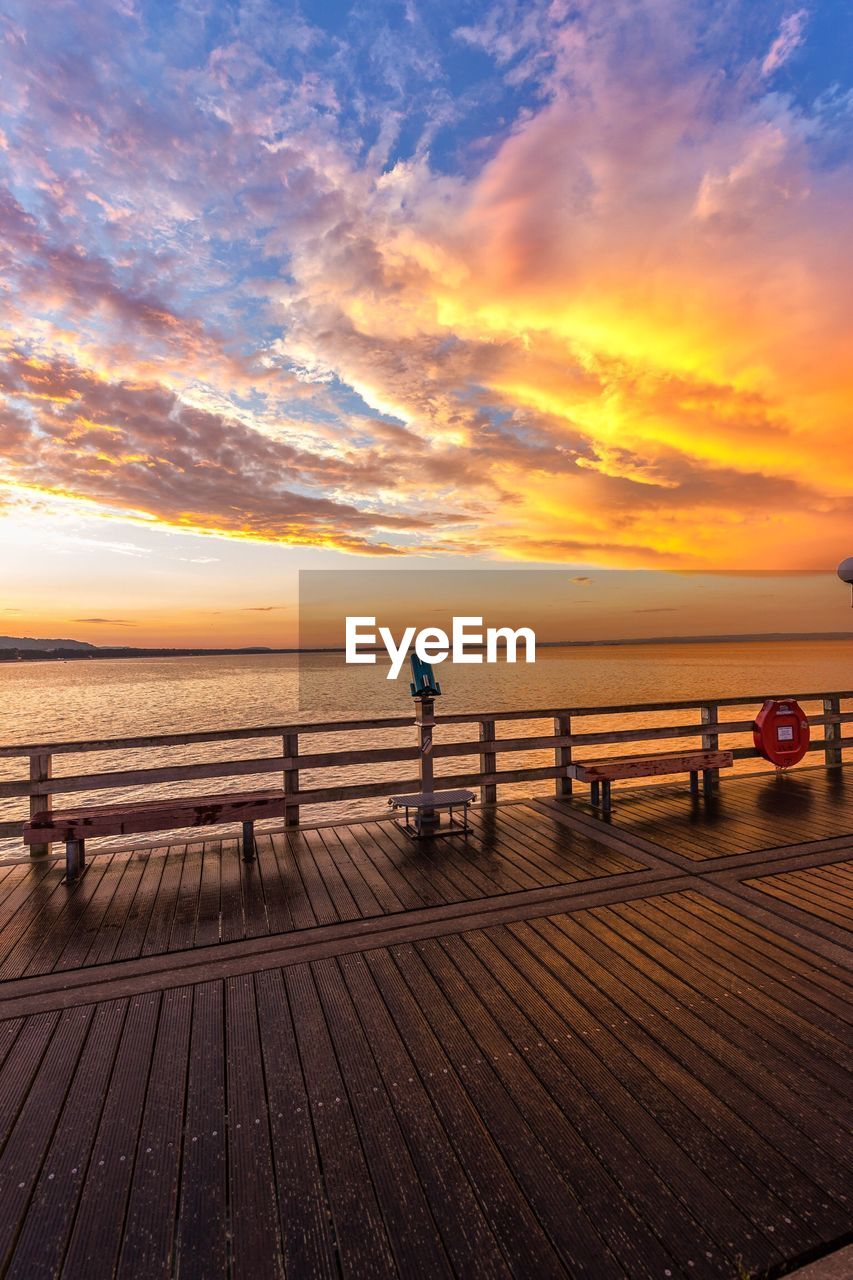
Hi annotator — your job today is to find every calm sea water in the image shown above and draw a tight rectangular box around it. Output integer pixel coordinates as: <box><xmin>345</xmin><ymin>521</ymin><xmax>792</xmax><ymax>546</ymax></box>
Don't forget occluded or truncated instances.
<box><xmin>1</xmin><ymin>639</ymin><xmax>850</xmax><ymax>852</ymax></box>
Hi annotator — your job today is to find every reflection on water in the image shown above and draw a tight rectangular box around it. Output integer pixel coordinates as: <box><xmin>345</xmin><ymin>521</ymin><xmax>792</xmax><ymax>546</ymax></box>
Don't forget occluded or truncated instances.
<box><xmin>1</xmin><ymin>639</ymin><xmax>850</xmax><ymax>854</ymax></box>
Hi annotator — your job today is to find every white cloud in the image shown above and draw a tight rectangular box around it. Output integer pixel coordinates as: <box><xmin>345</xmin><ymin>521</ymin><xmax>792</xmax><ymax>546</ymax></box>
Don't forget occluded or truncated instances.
<box><xmin>761</xmin><ymin>9</ymin><xmax>809</xmax><ymax>78</ymax></box>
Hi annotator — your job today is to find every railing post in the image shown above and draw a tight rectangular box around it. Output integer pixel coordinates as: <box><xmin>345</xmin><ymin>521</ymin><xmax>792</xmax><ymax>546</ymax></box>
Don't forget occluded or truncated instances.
<box><xmin>823</xmin><ymin>695</ymin><xmax>842</xmax><ymax>768</ymax></box>
<box><xmin>283</xmin><ymin>732</ymin><xmax>300</xmax><ymax>827</ymax></box>
<box><xmin>700</xmin><ymin>702</ymin><xmax>719</xmax><ymax>750</ymax></box>
<box><xmin>700</xmin><ymin>703</ymin><xmax>719</xmax><ymax>789</ymax></box>
<box><xmin>29</xmin><ymin>751</ymin><xmax>52</xmax><ymax>856</ymax></box>
<box><xmin>479</xmin><ymin>719</ymin><xmax>496</xmax><ymax>805</ymax></box>
<box><xmin>554</xmin><ymin>713</ymin><xmax>572</xmax><ymax>798</ymax></box>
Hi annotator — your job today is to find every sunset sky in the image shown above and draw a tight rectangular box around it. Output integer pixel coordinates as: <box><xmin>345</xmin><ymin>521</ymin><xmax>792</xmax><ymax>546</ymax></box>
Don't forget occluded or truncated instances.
<box><xmin>1</xmin><ymin>0</ymin><xmax>852</xmax><ymax>645</ymax></box>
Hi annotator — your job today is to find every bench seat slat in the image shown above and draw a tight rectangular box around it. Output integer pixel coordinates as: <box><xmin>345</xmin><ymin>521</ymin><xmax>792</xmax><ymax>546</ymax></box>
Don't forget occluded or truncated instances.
<box><xmin>567</xmin><ymin>750</ymin><xmax>732</xmax><ymax>782</ymax></box>
<box><xmin>388</xmin><ymin>790</ymin><xmax>475</xmax><ymax>809</ymax></box>
<box><xmin>24</xmin><ymin>788</ymin><xmax>287</xmax><ymax>843</ymax></box>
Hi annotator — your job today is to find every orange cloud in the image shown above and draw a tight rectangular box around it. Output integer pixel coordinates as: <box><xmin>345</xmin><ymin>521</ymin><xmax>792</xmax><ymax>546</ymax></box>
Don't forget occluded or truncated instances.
<box><xmin>2</xmin><ymin>0</ymin><xmax>851</xmax><ymax>576</ymax></box>
<box><xmin>263</xmin><ymin>4</ymin><xmax>852</xmax><ymax>567</ymax></box>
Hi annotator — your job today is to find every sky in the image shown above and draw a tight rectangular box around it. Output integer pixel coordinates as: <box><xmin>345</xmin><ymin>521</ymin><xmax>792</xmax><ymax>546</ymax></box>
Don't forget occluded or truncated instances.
<box><xmin>1</xmin><ymin>0</ymin><xmax>852</xmax><ymax>646</ymax></box>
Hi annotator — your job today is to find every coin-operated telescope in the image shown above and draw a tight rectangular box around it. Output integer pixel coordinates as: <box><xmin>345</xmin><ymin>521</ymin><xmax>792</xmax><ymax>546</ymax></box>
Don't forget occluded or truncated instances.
<box><xmin>409</xmin><ymin>653</ymin><xmax>441</xmax><ymax>698</ymax></box>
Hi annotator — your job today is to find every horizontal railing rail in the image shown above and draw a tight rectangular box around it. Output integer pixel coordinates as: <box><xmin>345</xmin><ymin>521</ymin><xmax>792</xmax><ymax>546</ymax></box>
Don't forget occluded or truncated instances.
<box><xmin>2</xmin><ymin>689</ymin><xmax>850</xmax><ymax>851</ymax></box>
<box><xmin>0</xmin><ymin>714</ymin><xmax>415</xmax><ymax>759</ymax></box>
<box><xmin>432</xmin><ymin>689</ymin><xmax>853</xmax><ymax>723</ymax></box>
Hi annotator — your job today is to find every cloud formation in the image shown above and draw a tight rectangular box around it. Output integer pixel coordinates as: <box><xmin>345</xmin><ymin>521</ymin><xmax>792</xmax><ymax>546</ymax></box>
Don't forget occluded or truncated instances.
<box><xmin>74</xmin><ymin>617</ymin><xmax>135</xmax><ymax>625</ymax></box>
<box><xmin>0</xmin><ymin>348</ymin><xmax>466</xmax><ymax>553</ymax></box>
<box><xmin>762</xmin><ymin>10</ymin><xmax>809</xmax><ymax>77</ymax></box>
<box><xmin>1</xmin><ymin>0</ymin><xmax>851</xmax><ymax>569</ymax></box>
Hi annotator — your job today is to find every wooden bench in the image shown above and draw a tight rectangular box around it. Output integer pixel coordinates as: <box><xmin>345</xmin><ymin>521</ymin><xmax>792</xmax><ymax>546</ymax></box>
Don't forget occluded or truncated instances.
<box><xmin>24</xmin><ymin>788</ymin><xmax>289</xmax><ymax>883</ymax></box>
<box><xmin>567</xmin><ymin>750</ymin><xmax>733</xmax><ymax>814</ymax></box>
<box><xmin>388</xmin><ymin>789</ymin><xmax>475</xmax><ymax>837</ymax></box>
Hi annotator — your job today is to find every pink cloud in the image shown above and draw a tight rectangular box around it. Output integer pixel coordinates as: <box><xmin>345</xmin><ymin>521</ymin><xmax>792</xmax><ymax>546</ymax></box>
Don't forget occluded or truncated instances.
<box><xmin>0</xmin><ymin>349</ymin><xmax>475</xmax><ymax>553</ymax></box>
<box><xmin>761</xmin><ymin>9</ymin><xmax>809</xmax><ymax>77</ymax></box>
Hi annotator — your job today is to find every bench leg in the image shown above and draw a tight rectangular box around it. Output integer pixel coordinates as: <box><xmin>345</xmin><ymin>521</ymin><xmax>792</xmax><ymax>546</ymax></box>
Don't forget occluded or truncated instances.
<box><xmin>65</xmin><ymin>838</ymin><xmax>85</xmax><ymax>884</ymax></box>
<box><xmin>241</xmin><ymin>821</ymin><xmax>255</xmax><ymax>862</ymax></box>
<box><xmin>689</xmin><ymin>770</ymin><xmax>699</xmax><ymax>797</ymax></box>
<box><xmin>601</xmin><ymin>780</ymin><xmax>612</xmax><ymax>814</ymax></box>
<box><xmin>590</xmin><ymin>781</ymin><xmax>600</xmax><ymax>807</ymax></box>
<box><xmin>702</xmin><ymin>769</ymin><xmax>713</xmax><ymax>796</ymax></box>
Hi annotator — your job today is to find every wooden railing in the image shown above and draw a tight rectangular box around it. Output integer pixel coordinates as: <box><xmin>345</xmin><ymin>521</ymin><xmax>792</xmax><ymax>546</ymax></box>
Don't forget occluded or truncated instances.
<box><xmin>1</xmin><ymin>690</ymin><xmax>852</xmax><ymax>854</ymax></box>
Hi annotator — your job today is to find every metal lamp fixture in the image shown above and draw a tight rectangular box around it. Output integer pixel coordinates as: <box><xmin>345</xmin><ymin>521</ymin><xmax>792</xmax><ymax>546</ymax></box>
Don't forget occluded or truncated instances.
<box><xmin>838</xmin><ymin>558</ymin><xmax>853</xmax><ymax>606</ymax></box>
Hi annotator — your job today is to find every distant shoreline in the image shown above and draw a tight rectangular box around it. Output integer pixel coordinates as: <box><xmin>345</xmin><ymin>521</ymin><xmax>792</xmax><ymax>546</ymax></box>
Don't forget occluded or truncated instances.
<box><xmin>2</xmin><ymin>632</ymin><xmax>853</xmax><ymax>662</ymax></box>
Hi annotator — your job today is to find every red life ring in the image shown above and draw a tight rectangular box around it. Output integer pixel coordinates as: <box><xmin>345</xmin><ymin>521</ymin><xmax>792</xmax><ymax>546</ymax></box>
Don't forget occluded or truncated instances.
<box><xmin>753</xmin><ymin>699</ymin><xmax>810</xmax><ymax>767</ymax></box>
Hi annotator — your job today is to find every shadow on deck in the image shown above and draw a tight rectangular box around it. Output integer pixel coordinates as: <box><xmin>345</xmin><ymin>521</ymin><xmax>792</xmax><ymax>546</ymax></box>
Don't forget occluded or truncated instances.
<box><xmin>578</xmin><ymin>761</ymin><xmax>853</xmax><ymax>858</ymax></box>
<box><xmin>0</xmin><ymin>767</ymin><xmax>849</xmax><ymax>1279</ymax></box>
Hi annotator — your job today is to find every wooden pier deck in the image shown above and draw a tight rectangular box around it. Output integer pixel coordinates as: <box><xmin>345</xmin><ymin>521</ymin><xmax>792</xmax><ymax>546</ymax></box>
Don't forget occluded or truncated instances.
<box><xmin>0</xmin><ymin>766</ymin><xmax>849</xmax><ymax>1279</ymax></box>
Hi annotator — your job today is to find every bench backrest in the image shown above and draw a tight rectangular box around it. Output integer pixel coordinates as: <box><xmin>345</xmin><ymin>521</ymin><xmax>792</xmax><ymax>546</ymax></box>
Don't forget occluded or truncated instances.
<box><xmin>24</xmin><ymin>789</ymin><xmax>287</xmax><ymax>843</ymax></box>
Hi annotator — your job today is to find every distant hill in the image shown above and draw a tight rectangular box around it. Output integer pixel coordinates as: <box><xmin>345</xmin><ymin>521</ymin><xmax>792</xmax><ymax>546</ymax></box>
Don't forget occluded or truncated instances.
<box><xmin>1</xmin><ymin>631</ymin><xmax>852</xmax><ymax>662</ymax></box>
<box><xmin>0</xmin><ymin>635</ymin><xmax>97</xmax><ymax>651</ymax></box>
<box><xmin>0</xmin><ymin>640</ymin><xmax>279</xmax><ymax>661</ymax></box>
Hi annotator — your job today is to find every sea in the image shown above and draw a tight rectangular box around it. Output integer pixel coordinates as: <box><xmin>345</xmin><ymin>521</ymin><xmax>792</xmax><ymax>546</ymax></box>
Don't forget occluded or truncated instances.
<box><xmin>1</xmin><ymin>639</ymin><xmax>850</xmax><ymax>854</ymax></box>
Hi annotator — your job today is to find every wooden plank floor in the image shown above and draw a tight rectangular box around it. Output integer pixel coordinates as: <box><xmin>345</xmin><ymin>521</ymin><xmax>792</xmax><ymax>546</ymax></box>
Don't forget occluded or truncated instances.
<box><xmin>747</xmin><ymin>857</ymin><xmax>853</xmax><ymax>931</ymax></box>
<box><xmin>0</xmin><ymin>775</ymin><xmax>850</xmax><ymax>1279</ymax></box>
<box><xmin>0</xmin><ymin>808</ymin><xmax>646</xmax><ymax>981</ymax></box>
<box><xmin>573</xmin><ymin>763</ymin><xmax>853</xmax><ymax>859</ymax></box>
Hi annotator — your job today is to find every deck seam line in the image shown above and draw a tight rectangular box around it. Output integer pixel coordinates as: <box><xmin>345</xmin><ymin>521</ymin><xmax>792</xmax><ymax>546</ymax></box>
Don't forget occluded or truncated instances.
<box><xmin>0</xmin><ymin>868</ymin><xmax>692</xmax><ymax>1018</ymax></box>
<box><xmin>0</xmin><ymin>851</ymin><xmax>849</xmax><ymax>1017</ymax></box>
<box><xmin>3</xmin><ymin>826</ymin><xmax>842</xmax><ymax>1007</ymax></box>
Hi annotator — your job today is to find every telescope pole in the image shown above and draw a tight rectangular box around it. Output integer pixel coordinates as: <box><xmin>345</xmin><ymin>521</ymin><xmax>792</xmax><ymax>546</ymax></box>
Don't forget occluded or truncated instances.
<box><xmin>415</xmin><ymin>695</ymin><xmax>439</xmax><ymax>833</ymax></box>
